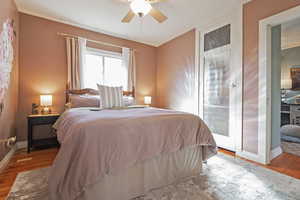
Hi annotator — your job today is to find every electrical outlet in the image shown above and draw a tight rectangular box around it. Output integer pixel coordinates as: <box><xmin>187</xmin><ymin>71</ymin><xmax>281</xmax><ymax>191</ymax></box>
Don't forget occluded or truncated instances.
<box><xmin>0</xmin><ymin>103</ymin><xmax>3</xmax><ymax>115</ymax></box>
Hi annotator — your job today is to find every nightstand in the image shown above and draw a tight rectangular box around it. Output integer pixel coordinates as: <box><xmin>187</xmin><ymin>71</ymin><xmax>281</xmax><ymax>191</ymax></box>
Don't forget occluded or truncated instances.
<box><xmin>27</xmin><ymin>113</ymin><xmax>60</xmax><ymax>153</ymax></box>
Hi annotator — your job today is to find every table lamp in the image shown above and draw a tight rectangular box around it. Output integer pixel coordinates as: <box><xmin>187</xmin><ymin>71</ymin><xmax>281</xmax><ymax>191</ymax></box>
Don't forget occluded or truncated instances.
<box><xmin>40</xmin><ymin>95</ymin><xmax>52</xmax><ymax>114</ymax></box>
<box><xmin>144</xmin><ymin>96</ymin><xmax>152</xmax><ymax>106</ymax></box>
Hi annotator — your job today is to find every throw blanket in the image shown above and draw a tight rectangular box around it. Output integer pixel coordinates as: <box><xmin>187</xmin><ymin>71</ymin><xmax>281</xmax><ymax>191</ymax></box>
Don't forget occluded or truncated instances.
<box><xmin>49</xmin><ymin>107</ymin><xmax>217</xmax><ymax>200</ymax></box>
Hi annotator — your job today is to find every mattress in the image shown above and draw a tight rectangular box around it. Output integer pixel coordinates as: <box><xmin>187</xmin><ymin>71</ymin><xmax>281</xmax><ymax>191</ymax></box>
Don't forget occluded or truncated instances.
<box><xmin>76</xmin><ymin>146</ymin><xmax>203</xmax><ymax>200</ymax></box>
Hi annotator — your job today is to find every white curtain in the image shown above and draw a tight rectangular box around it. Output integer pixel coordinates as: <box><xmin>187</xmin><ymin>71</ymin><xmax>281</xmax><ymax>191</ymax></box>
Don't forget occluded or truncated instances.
<box><xmin>66</xmin><ymin>37</ymin><xmax>87</xmax><ymax>90</ymax></box>
<box><xmin>122</xmin><ymin>47</ymin><xmax>136</xmax><ymax>92</ymax></box>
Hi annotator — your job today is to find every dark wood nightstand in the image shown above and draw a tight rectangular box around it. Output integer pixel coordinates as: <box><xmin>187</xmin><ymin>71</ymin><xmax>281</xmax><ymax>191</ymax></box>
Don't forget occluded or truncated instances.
<box><xmin>27</xmin><ymin>113</ymin><xmax>60</xmax><ymax>153</ymax></box>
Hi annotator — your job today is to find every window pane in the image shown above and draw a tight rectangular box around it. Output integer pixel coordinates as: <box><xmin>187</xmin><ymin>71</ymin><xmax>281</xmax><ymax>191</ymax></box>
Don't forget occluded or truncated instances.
<box><xmin>84</xmin><ymin>54</ymin><xmax>103</xmax><ymax>89</ymax></box>
<box><xmin>203</xmin><ymin>46</ymin><xmax>230</xmax><ymax>136</ymax></box>
<box><xmin>104</xmin><ymin>57</ymin><xmax>126</xmax><ymax>88</ymax></box>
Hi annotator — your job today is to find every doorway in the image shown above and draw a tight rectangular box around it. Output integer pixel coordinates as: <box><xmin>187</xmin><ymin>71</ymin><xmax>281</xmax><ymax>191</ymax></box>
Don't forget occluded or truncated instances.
<box><xmin>271</xmin><ymin>18</ymin><xmax>300</xmax><ymax>159</ymax></box>
<box><xmin>259</xmin><ymin>5</ymin><xmax>300</xmax><ymax>164</ymax></box>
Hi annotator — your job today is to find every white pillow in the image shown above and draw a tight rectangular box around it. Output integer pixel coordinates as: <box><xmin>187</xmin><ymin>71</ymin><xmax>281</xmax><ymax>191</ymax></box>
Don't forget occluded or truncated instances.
<box><xmin>123</xmin><ymin>96</ymin><xmax>135</xmax><ymax>106</ymax></box>
<box><xmin>97</xmin><ymin>84</ymin><xmax>124</xmax><ymax>108</ymax></box>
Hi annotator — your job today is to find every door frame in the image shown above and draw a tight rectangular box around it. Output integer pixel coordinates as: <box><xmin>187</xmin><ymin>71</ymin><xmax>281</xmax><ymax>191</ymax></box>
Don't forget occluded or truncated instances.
<box><xmin>258</xmin><ymin>5</ymin><xmax>300</xmax><ymax>164</ymax></box>
<box><xmin>195</xmin><ymin>7</ymin><xmax>243</xmax><ymax>152</ymax></box>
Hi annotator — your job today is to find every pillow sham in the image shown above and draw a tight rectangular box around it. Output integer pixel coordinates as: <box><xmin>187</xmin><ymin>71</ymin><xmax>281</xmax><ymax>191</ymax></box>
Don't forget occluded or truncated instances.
<box><xmin>97</xmin><ymin>84</ymin><xmax>124</xmax><ymax>108</ymax></box>
<box><xmin>123</xmin><ymin>96</ymin><xmax>135</xmax><ymax>106</ymax></box>
<box><xmin>69</xmin><ymin>94</ymin><xmax>100</xmax><ymax>108</ymax></box>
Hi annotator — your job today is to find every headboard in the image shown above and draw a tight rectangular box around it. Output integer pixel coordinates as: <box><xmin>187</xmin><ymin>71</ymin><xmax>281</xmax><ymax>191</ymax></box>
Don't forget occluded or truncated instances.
<box><xmin>66</xmin><ymin>85</ymin><xmax>135</xmax><ymax>103</ymax></box>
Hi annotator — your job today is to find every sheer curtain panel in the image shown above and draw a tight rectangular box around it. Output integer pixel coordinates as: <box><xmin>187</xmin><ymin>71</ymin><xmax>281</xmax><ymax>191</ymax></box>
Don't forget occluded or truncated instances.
<box><xmin>122</xmin><ymin>47</ymin><xmax>136</xmax><ymax>92</ymax></box>
<box><xmin>66</xmin><ymin>37</ymin><xmax>87</xmax><ymax>90</ymax></box>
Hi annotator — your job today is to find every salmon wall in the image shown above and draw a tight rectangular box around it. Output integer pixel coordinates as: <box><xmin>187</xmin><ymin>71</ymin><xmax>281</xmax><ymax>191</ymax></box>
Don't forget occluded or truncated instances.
<box><xmin>18</xmin><ymin>13</ymin><xmax>157</xmax><ymax>141</ymax></box>
<box><xmin>0</xmin><ymin>0</ymin><xmax>19</xmax><ymax>161</ymax></box>
<box><xmin>243</xmin><ymin>0</ymin><xmax>300</xmax><ymax>153</ymax></box>
<box><xmin>156</xmin><ymin>30</ymin><xmax>196</xmax><ymax>113</ymax></box>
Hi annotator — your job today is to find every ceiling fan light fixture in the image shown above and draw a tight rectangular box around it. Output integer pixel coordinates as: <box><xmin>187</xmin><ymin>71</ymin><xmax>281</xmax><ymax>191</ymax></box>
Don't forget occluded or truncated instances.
<box><xmin>130</xmin><ymin>0</ymin><xmax>152</xmax><ymax>17</ymax></box>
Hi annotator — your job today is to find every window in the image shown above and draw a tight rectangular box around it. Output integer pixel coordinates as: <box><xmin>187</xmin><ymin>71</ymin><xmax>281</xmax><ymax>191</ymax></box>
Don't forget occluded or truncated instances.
<box><xmin>83</xmin><ymin>48</ymin><xmax>127</xmax><ymax>90</ymax></box>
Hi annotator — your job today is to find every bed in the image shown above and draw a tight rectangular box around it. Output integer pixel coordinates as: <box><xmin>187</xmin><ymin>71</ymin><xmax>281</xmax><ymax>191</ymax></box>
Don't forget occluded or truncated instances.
<box><xmin>48</xmin><ymin>89</ymin><xmax>217</xmax><ymax>200</ymax></box>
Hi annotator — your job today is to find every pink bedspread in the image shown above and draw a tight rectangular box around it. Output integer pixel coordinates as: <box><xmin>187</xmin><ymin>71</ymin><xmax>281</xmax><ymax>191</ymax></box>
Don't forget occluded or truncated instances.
<box><xmin>49</xmin><ymin>107</ymin><xmax>216</xmax><ymax>200</ymax></box>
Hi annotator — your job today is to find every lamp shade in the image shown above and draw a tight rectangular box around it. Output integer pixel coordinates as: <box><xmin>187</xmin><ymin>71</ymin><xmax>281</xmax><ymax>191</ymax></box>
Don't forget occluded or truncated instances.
<box><xmin>130</xmin><ymin>0</ymin><xmax>152</xmax><ymax>16</ymax></box>
<box><xmin>40</xmin><ymin>95</ymin><xmax>52</xmax><ymax>106</ymax></box>
<box><xmin>144</xmin><ymin>96</ymin><xmax>152</xmax><ymax>105</ymax></box>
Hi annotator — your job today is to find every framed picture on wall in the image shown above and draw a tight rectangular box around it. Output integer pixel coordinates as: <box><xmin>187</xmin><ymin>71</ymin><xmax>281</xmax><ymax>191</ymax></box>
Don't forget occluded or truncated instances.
<box><xmin>290</xmin><ymin>66</ymin><xmax>300</xmax><ymax>90</ymax></box>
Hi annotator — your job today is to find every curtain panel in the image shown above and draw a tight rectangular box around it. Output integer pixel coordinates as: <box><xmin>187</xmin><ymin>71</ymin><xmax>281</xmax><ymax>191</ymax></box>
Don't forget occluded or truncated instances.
<box><xmin>66</xmin><ymin>37</ymin><xmax>87</xmax><ymax>90</ymax></box>
<box><xmin>122</xmin><ymin>47</ymin><xmax>136</xmax><ymax>93</ymax></box>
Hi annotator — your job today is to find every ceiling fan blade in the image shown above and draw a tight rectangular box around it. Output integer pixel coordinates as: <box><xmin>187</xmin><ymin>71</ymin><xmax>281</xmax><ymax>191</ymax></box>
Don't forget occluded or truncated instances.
<box><xmin>122</xmin><ymin>10</ymin><xmax>135</xmax><ymax>23</ymax></box>
<box><xmin>149</xmin><ymin>8</ymin><xmax>168</xmax><ymax>23</ymax></box>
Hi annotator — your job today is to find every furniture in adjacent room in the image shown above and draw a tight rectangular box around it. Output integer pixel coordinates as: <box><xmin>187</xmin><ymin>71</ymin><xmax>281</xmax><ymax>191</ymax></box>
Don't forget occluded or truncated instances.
<box><xmin>281</xmin><ymin>103</ymin><xmax>291</xmax><ymax>126</ymax></box>
<box><xmin>281</xmin><ymin>124</ymin><xmax>300</xmax><ymax>143</ymax></box>
<box><xmin>281</xmin><ymin>102</ymin><xmax>300</xmax><ymax>144</ymax></box>
<box><xmin>27</xmin><ymin>113</ymin><xmax>60</xmax><ymax>153</ymax></box>
<box><xmin>290</xmin><ymin>104</ymin><xmax>300</xmax><ymax>125</ymax></box>
<box><xmin>281</xmin><ymin>103</ymin><xmax>300</xmax><ymax>126</ymax></box>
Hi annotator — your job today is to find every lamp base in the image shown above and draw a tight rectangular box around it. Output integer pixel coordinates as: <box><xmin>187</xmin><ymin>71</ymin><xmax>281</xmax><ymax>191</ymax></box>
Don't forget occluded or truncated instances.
<box><xmin>41</xmin><ymin>107</ymin><xmax>52</xmax><ymax>115</ymax></box>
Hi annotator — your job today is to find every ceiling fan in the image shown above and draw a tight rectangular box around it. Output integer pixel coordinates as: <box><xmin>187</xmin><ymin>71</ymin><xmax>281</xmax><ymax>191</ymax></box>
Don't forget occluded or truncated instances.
<box><xmin>122</xmin><ymin>0</ymin><xmax>168</xmax><ymax>23</ymax></box>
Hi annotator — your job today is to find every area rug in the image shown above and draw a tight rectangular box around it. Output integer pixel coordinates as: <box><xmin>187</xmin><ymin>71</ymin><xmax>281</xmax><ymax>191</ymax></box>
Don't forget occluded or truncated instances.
<box><xmin>282</xmin><ymin>141</ymin><xmax>300</xmax><ymax>157</ymax></box>
<box><xmin>6</xmin><ymin>153</ymin><xmax>300</xmax><ymax>200</ymax></box>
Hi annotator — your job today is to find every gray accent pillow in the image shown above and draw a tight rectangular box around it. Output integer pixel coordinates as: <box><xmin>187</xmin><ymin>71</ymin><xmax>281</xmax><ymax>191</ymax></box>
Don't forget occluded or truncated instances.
<box><xmin>280</xmin><ymin>125</ymin><xmax>300</xmax><ymax>138</ymax></box>
<box><xmin>69</xmin><ymin>94</ymin><xmax>100</xmax><ymax>108</ymax></box>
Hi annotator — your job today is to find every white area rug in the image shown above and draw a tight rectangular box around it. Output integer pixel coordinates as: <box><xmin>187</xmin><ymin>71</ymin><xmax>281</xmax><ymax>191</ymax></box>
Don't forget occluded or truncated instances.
<box><xmin>6</xmin><ymin>153</ymin><xmax>300</xmax><ymax>200</ymax></box>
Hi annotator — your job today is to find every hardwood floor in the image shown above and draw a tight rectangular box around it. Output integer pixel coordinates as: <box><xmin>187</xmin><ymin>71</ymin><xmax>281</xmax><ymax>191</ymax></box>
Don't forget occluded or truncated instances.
<box><xmin>0</xmin><ymin>148</ymin><xmax>300</xmax><ymax>200</ymax></box>
<box><xmin>267</xmin><ymin>152</ymin><xmax>300</xmax><ymax>179</ymax></box>
<box><xmin>0</xmin><ymin>148</ymin><xmax>58</xmax><ymax>200</ymax></box>
<box><xmin>219</xmin><ymin>148</ymin><xmax>300</xmax><ymax>179</ymax></box>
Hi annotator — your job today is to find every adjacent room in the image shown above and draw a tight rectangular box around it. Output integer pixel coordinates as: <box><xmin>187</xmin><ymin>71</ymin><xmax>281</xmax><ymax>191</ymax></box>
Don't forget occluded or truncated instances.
<box><xmin>1</xmin><ymin>0</ymin><xmax>300</xmax><ymax>200</ymax></box>
<box><xmin>274</xmin><ymin>18</ymin><xmax>300</xmax><ymax>158</ymax></box>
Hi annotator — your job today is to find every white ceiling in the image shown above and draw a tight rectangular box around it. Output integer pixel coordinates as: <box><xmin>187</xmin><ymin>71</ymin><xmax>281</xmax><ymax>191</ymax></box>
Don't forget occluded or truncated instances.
<box><xmin>15</xmin><ymin>0</ymin><xmax>242</xmax><ymax>46</ymax></box>
<box><xmin>282</xmin><ymin>18</ymin><xmax>300</xmax><ymax>50</ymax></box>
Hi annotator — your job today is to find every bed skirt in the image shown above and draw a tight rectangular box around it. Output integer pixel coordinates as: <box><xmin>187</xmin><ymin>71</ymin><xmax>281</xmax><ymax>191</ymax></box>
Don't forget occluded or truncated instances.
<box><xmin>76</xmin><ymin>146</ymin><xmax>203</xmax><ymax>200</ymax></box>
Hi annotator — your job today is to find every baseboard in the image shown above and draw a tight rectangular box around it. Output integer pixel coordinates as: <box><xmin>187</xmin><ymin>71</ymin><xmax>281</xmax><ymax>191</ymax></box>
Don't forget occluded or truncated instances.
<box><xmin>236</xmin><ymin>150</ymin><xmax>267</xmax><ymax>164</ymax></box>
<box><xmin>270</xmin><ymin>146</ymin><xmax>282</xmax><ymax>160</ymax></box>
<box><xmin>17</xmin><ymin>141</ymin><xmax>27</xmax><ymax>149</ymax></box>
<box><xmin>0</xmin><ymin>145</ymin><xmax>17</xmax><ymax>173</ymax></box>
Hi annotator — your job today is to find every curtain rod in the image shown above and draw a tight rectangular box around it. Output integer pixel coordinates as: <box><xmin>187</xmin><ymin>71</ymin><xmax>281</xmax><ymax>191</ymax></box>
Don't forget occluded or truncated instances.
<box><xmin>57</xmin><ymin>32</ymin><xmax>136</xmax><ymax>51</ymax></box>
